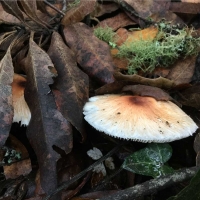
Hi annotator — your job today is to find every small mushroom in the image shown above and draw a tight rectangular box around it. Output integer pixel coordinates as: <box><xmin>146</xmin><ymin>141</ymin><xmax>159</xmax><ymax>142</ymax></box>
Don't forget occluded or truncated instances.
<box><xmin>12</xmin><ymin>74</ymin><xmax>31</xmax><ymax>126</ymax></box>
<box><xmin>83</xmin><ymin>94</ymin><xmax>198</xmax><ymax>143</ymax></box>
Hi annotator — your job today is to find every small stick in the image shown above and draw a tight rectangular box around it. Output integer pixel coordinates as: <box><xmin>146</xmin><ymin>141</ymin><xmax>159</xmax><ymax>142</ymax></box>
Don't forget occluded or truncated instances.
<box><xmin>44</xmin><ymin>0</ymin><xmax>65</xmax><ymax>16</ymax></box>
<box><xmin>43</xmin><ymin>141</ymin><xmax>126</xmax><ymax>200</ymax></box>
<box><xmin>99</xmin><ymin>166</ymin><xmax>200</xmax><ymax>200</ymax></box>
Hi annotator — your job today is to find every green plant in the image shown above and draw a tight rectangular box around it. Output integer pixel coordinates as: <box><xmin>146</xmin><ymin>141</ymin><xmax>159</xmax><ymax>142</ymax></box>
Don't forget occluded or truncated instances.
<box><xmin>94</xmin><ymin>26</ymin><xmax>117</xmax><ymax>47</ymax></box>
<box><xmin>122</xmin><ymin>143</ymin><xmax>174</xmax><ymax>178</ymax></box>
<box><xmin>117</xmin><ymin>23</ymin><xmax>200</xmax><ymax>74</ymax></box>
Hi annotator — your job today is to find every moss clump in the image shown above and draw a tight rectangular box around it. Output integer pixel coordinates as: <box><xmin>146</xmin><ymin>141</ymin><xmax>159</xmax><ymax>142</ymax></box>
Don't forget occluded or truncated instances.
<box><xmin>117</xmin><ymin>24</ymin><xmax>200</xmax><ymax>74</ymax></box>
<box><xmin>94</xmin><ymin>26</ymin><xmax>116</xmax><ymax>47</ymax></box>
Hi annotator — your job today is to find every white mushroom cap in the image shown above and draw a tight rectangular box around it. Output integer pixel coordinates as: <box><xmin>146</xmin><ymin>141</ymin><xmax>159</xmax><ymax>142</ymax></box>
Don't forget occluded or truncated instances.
<box><xmin>12</xmin><ymin>74</ymin><xmax>31</xmax><ymax>126</ymax></box>
<box><xmin>83</xmin><ymin>95</ymin><xmax>198</xmax><ymax>143</ymax></box>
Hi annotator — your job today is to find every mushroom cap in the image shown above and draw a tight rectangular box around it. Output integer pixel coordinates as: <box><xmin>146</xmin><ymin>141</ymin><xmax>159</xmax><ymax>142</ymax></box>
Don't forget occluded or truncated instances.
<box><xmin>12</xmin><ymin>74</ymin><xmax>31</xmax><ymax>126</ymax></box>
<box><xmin>83</xmin><ymin>95</ymin><xmax>198</xmax><ymax>143</ymax></box>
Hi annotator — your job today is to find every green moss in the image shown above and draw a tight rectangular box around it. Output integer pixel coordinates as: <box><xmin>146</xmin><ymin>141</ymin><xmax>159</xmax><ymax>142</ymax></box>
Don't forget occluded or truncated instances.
<box><xmin>94</xmin><ymin>26</ymin><xmax>116</xmax><ymax>47</ymax></box>
<box><xmin>117</xmin><ymin>23</ymin><xmax>200</xmax><ymax>74</ymax></box>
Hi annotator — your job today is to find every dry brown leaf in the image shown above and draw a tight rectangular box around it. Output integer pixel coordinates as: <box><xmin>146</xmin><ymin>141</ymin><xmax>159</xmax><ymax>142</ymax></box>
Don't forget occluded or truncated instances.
<box><xmin>93</xmin><ymin>2</ymin><xmax>119</xmax><ymax>17</ymax></box>
<box><xmin>167</xmin><ymin>56</ymin><xmax>196</xmax><ymax>85</ymax></box>
<box><xmin>48</xmin><ymin>31</ymin><xmax>89</xmax><ymax>140</ymax></box>
<box><xmin>110</xmin><ymin>48</ymin><xmax>128</xmax><ymax>70</ymax></box>
<box><xmin>95</xmin><ymin>12</ymin><xmax>136</xmax><ymax>31</ymax></box>
<box><xmin>122</xmin><ymin>85</ymin><xmax>173</xmax><ymax>101</ymax></box>
<box><xmin>18</xmin><ymin>0</ymin><xmax>50</xmax><ymax>29</ymax></box>
<box><xmin>0</xmin><ymin>4</ymin><xmax>20</xmax><ymax>23</ymax></box>
<box><xmin>115</xmin><ymin>28</ymin><xmax>129</xmax><ymax>46</ymax></box>
<box><xmin>1</xmin><ymin>0</ymin><xmax>24</xmax><ymax>22</ymax></box>
<box><xmin>114</xmin><ymin>72</ymin><xmax>174</xmax><ymax>89</ymax></box>
<box><xmin>150</xmin><ymin>11</ymin><xmax>184</xmax><ymax>25</ymax></box>
<box><xmin>24</xmin><ymin>36</ymin><xmax>73</xmax><ymax>197</ymax></box>
<box><xmin>178</xmin><ymin>85</ymin><xmax>200</xmax><ymax>109</ymax></box>
<box><xmin>61</xmin><ymin>0</ymin><xmax>96</xmax><ymax>26</ymax></box>
<box><xmin>194</xmin><ymin>132</ymin><xmax>200</xmax><ymax>166</ymax></box>
<box><xmin>118</xmin><ymin>0</ymin><xmax>170</xmax><ymax>19</ymax></box>
<box><xmin>126</xmin><ymin>26</ymin><xmax>158</xmax><ymax>44</ymax></box>
<box><xmin>63</xmin><ymin>22</ymin><xmax>115</xmax><ymax>84</ymax></box>
<box><xmin>0</xmin><ymin>46</ymin><xmax>14</xmax><ymax>147</ymax></box>
<box><xmin>4</xmin><ymin>135</ymin><xmax>32</xmax><ymax>179</ymax></box>
<box><xmin>169</xmin><ymin>2</ymin><xmax>200</xmax><ymax>14</ymax></box>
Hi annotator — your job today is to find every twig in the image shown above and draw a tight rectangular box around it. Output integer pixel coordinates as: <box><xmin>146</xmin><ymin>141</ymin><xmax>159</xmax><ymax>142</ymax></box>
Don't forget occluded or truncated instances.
<box><xmin>65</xmin><ymin>171</ymin><xmax>92</xmax><ymax>200</ymax></box>
<box><xmin>43</xmin><ymin>141</ymin><xmax>126</xmax><ymax>200</ymax></box>
<box><xmin>44</xmin><ymin>0</ymin><xmax>65</xmax><ymax>16</ymax></box>
<box><xmin>91</xmin><ymin>168</ymin><xmax>123</xmax><ymax>192</ymax></box>
<box><xmin>98</xmin><ymin>166</ymin><xmax>200</xmax><ymax>200</ymax></box>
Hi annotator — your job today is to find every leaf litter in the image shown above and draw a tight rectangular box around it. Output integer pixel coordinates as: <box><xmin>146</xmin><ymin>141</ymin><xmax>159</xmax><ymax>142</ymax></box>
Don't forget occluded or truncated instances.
<box><xmin>0</xmin><ymin>1</ymin><xmax>199</xmax><ymax>200</ymax></box>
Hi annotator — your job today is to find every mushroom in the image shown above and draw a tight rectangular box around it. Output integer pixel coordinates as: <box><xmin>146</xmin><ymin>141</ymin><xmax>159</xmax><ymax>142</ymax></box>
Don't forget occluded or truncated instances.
<box><xmin>83</xmin><ymin>94</ymin><xmax>198</xmax><ymax>143</ymax></box>
<box><xmin>12</xmin><ymin>74</ymin><xmax>31</xmax><ymax>126</ymax></box>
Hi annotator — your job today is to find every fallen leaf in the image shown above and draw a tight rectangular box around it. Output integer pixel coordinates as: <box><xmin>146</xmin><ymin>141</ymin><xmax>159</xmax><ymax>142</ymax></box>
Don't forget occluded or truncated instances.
<box><xmin>169</xmin><ymin>2</ymin><xmax>200</xmax><ymax>14</ymax></box>
<box><xmin>195</xmin><ymin>139</ymin><xmax>200</xmax><ymax>166</ymax></box>
<box><xmin>178</xmin><ymin>85</ymin><xmax>200</xmax><ymax>109</ymax></box>
<box><xmin>96</xmin><ymin>80</ymin><xmax>135</xmax><ymax>95</ymax></box>
<box><xmin>24</xmin><ymin>35</ymin><xmax>73</xmax><ymax>197</ymax></box>
<box><xmin>63</xmin><ymin>22</ymin><xmax>115</xmax><ymax>84</ymax></box>
<box><xmin>117</xmin><ymin>0</ymin><xmax>170</xmax><ymax>18</ymax></box>
<box><xmin>191</xmin><ymin>54</ymin><xmax>200</xmax><ymax>83</ymax></box>
<box><xmin>4</xmin><ymin>135</ymin><xmax>32</xmax><ymax>179</ymax></box>
<box><xmin>115</xmin><ymin>28</ymin><xmax>129</xmax><ymax>46</ymax></box>
<box><xmin>48</xmin><ymin>31</ymin><xmax>89</xmax><ymax>139</ymax></box>
<box><xmin>61</xmin><ymin>0</ymin><xmax>96</xmax><ymax>26</ymax></box>
<box><xmin>95</xmin><ymin>12</ymin><xmax>136</xmax><ymax>31</ymax></box>
<box><xmin>126</xmin><ymin>26</ymin><xmax>158</xmax><ymax>44</ymax></box>
<box><xmin>93</xmin><ymin>2</ymin><xmax>119</xmax><ymax>17</ymax></box>
<box><xmin>1</xmin><ymin>0</ymin><xmax>24</xmax><ymax>22</ymax></box>
<box><xmin>150</xmin><ymin>11</ymin><xmax>184</xmax><ymax>25</ymax></box>
<box><xmin>110</xmin><ymin>48</ymin><xmax>128</xmax><ymax>70</ymax></box>
<box><xmin>0</xmin><ymin>4</ymin><xmax>20</xmax><ymax>23</ymax></box>
<box><xmin>18</xmin><ymin>0</ymin><xmax>50</xmax><ymax>29</ymax></box>
<box><xmin>114</xmin><ymin>72</ymin><xmax>174</xmax><ymax>89</ymax></box>
<box><xmin>0</xmin><ymin>46</ymin><xmax>14</xmax><ymax>147</ymax></box>
<box><xmin>122</xmin><ymin>85</ymin><xmax>173</xmax><ymax>101</ymax></box>
<box><xmin>167</xmin><ymin>56</ymin><xmax>196</xmax><ymax>85</ymax></box>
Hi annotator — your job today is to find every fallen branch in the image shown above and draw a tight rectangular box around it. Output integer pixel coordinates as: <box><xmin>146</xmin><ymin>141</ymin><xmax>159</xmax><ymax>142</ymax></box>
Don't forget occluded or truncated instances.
<box><xmin>99</xmin><ymin>166</ymin><xmax>200</xmax><ymax>200</ymax></box>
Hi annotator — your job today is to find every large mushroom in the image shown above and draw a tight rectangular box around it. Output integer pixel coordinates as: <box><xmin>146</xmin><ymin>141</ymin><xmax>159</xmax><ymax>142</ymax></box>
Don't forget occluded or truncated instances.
<box><xmin>12</xmin><ymin>74</ymin><xmax>31</xmax><ymax>126</ymax></box>
<box><xmin>83</xmin><ymin>90</ymin><xmax>198</xmax><ymax>143</ymax></box>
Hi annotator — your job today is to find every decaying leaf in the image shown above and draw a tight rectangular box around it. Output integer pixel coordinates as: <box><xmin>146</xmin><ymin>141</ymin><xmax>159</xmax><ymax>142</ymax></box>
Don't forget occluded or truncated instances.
<box><xmin>122</xmin><ymin>85</ymin><xmax>173</xmax><ymax>101</ymax></box>
<box><xmin>0</xmin><ymin>4</ymin><xmax>20</xmax><ymax>24</ymax></box>
<box><xmin>0</xmin><ymin>46</ymin><xmax>14</xmax><ymax>147</ymax></box>
<box><xmin>194</xmin><ymin>132</ymin><xmax>200</xmax><ymax>166</ymax></box>
<box><xmin>61</xmin><ymin>0</ymin><xmax>96</xmax><ymax>26</ymax></box>
<box><xmin>125</xmin><ymin>26</ymin><xmax>158</xmax><ymax>44</ymax></box>
<box><xmin>169</xmin><ymin>2</ymin><xmax>200</xmax><ymax>14</ymax></box>
<box><xmin>95</xmin><ymin>80</ymin><xmax>132</xmax><ymax>95</ymax></box>
<box><xmin>24</xmin><ymin>36</ymin><xmax>73</xmax><ymax>197</ymax></box>
<box><xmin>93</xmin><ymin>2</ymin><xmax>119</xmax><ymax>17</ymax></box>
<box><xmin>167</xmin><ymin>56</ymin><xmax>196</xmax><ymax>85</ymax></box>
<box><xmin>1</xmin><ymin>0</ymin><xmax>24</xmax><ymax>22</ymax></box>
<box><xmin>113</xmin><ymin>0</ymin><xmax>170</xmax><ymax>26</ymax></box>
<box><xmin>178</xmin><ymin>85</ymin><xmax>200</xmax><ymax>109</ymax></box>
<box><xmin>18</xmin><ymin>0</ymin><xmax>51</xmax><ymax>29</ymax></box>
<box><xmin>114</xmin><ymin>72</ymin><xmax>174</xmax><ymax>89</ymax></box>
<box><xmin>48</xmin><ymin>31</ymin><xmax>89</xmax><ymax>139</ymax></box>
<box><xmin>115</xmin><ymin>28</ymin><xmax>129</xmax><ymax>46</ymax></box>
<box><xmin>95</xmin><ymin>12</ymin><xmax>136</xmax><ymax>31</ymax></box>
<box><xmin>63</xmin><ymin>22</ymin><xmax>115</xmax><ymax>84</ymax></box>
<box><xmin>4</xmin><ymin>135</ymin><xmax>32</xmax><ymax>179</ymax></box>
